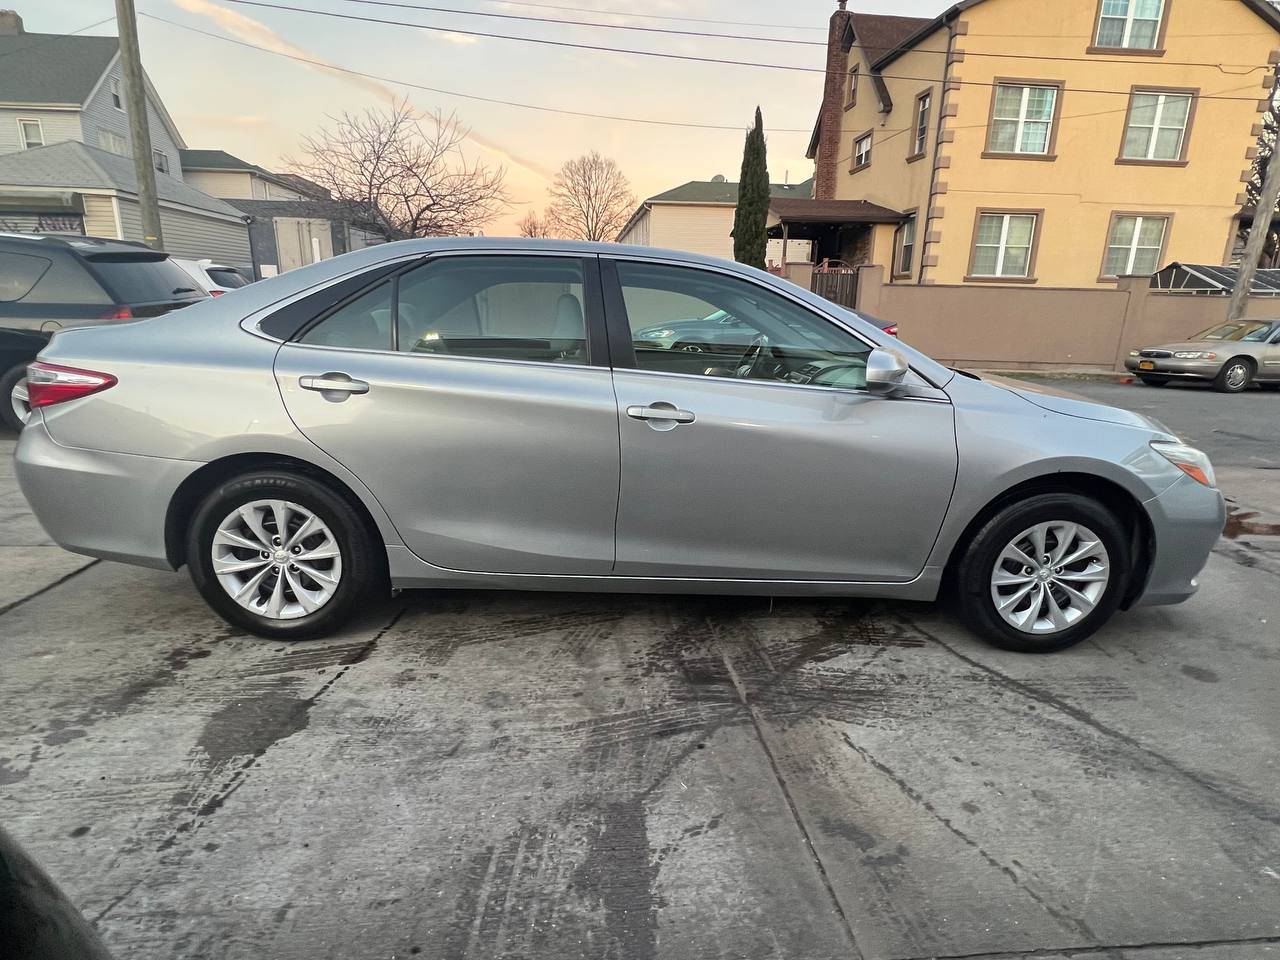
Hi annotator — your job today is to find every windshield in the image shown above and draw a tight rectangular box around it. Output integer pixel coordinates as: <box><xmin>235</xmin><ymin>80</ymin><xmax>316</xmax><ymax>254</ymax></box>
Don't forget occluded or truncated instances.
<box><xmin>1194</xmin><ymin>320</ymin><xmax>1276</xmax><ymax>342</ymax></box>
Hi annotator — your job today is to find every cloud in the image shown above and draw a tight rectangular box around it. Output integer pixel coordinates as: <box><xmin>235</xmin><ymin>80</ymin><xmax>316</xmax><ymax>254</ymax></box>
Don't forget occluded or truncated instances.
<box><xmin>432</xmin><ymin>30</ymin><xmax>479</xmax><ymax>46</ymax></box>
<box><xmin>177</xmin><ymin>112</ymin><xmax>270</xmax><ymax>129</ymax></box>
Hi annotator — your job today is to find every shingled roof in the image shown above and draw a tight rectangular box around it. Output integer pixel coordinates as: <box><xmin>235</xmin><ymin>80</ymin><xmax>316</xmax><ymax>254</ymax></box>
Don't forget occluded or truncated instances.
<box><xmin>0</xmin><ymin>32</ymin><xmax>118</xmax><ymax>105</ymax></box>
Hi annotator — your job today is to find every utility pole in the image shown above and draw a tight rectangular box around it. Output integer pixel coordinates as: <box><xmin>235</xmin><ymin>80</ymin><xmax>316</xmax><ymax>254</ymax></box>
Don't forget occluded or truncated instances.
<box><xmin>113</xmin><ymin>0</ymin><xmax>164</xmax><ymax>249</ymax></box>
<box><xmin>1229</xmin><ymin>77</ymin><xmax>1280</xmax><ymax>320</ymax></box>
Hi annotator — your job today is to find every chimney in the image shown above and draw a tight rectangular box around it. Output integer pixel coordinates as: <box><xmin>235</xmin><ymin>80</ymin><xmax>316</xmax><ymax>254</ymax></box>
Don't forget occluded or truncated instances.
<box><xmin>813</xmin><ymin>2</ymin><xmax>852</xmax><ymax>201</ymax></box>
<box><xmin>0</xmin><ymin>10</ymin><xmax>24</xmax><ymax>35</ymax></box>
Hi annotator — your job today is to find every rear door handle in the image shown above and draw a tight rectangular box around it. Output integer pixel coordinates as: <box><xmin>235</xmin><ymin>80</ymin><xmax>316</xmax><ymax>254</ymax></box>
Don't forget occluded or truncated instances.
<box><xmin>626</xmin><ymin>403</ymin><xmax>695</xmax><ymax>424</ymax></box>
<box><xmin>299</xmin><ymin>373</ymin><xmax>370</xmax><ymax>398</ymax></box>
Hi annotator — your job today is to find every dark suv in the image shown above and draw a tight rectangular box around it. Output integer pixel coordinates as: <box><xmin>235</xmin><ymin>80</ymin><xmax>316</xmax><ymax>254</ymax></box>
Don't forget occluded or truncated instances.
<box><xmin>0</xmin><ymin>234</ymin><xmax>208</xmax><ymax>430</ymax></box>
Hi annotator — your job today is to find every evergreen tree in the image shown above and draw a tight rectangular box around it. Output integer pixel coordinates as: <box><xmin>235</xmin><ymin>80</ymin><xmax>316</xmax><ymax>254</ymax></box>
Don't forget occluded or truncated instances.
<box><xmin>732</xmin><ymin>107</ymin><xmax>770</xmax><ymax>269</ymax></box>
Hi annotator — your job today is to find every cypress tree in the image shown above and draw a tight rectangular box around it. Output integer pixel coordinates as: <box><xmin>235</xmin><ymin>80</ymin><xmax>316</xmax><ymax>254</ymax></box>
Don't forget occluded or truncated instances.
<box><xmin>732</xmin><ymin>106</ymin><xmax>771</xmax><ymax>270</ymax></box>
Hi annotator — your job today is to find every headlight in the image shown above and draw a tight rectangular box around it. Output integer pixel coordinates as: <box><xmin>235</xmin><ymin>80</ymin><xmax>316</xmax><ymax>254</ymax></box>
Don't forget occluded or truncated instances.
<box><xmin>1151</xmin><ymin>440</ymin><xmax>1216</xmax><ymax>488</ymax></box>
<box><xmin>1173</xmin><ymin>351</ymin><xmax>1217</xmax><ymax>360</ymax></box>
<box><xmin>1129</xmin><ymin>350</ymin><xmax>1140</xmax><ymax>357</ymax></box>
<box><xmin>640</xmin><ymin>329</ymin><xmax>677</xmax><ymax>340</ymax></box>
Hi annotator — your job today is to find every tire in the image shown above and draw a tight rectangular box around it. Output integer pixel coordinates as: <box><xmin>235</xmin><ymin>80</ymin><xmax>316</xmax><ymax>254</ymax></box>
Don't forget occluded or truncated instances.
<box><xmin>1138</xmin><ymin>375</ymin><xmax>1170</xmax><ymax>387</ymax></box>
<box><xmin>1213</xmin><ymin>357</ymin><xmax>1254</xmax><ymax>393</ymax></box>
<box><xmin>0</xmin><ymin>362</ymin><xmax>29</xmax><ymax>433</ymax></box>
<box><xmin>956</xmin><ymin>493</ymin><xmax>1130</xmax><ymax>653</ymax></box>
<box><xmin>186</xmin><ymin>470</ymin><xmax>383</xmax><ymax>639</ymax></box>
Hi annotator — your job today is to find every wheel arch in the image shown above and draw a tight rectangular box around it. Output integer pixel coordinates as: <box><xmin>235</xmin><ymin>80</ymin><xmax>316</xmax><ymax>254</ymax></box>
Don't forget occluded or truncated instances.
<box><xmin>164</xmin><ymin>452</ymin><xmax>390</xmax><ymax>577</ymax></box>
<box><xmin>941</xmin><ymin>471</ymin><xmax>1155</xmax><ymax>610</ymax></box>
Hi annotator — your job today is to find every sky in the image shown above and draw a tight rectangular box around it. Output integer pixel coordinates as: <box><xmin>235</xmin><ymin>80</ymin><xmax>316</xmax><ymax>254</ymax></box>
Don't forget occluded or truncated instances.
<box><xmin>31</xmin><ymin>0</ymin><xmax>943</xmax><ymax>235</ymax></box>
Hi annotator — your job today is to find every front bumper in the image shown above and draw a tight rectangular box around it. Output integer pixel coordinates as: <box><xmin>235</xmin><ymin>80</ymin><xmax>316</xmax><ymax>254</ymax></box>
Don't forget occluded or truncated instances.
<box><xmin>1133</xmin><ymin>472</ymin><xmax>1227</xmax><ymax>607</ymax></box>
<box><xmin>14</xmin><ymin>417</ymin><xmax>202</xmax><ymax>570</ymax></box>
<box><xmin>1124</xmin><ymin>356</ymin><xmax>1222</xmax><ymax>380</ymax></box>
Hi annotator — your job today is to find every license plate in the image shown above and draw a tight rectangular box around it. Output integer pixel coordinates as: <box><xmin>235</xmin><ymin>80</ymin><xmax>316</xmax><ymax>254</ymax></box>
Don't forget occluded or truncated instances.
<box><xmin>1139</xmin><ymin>360</ymin><xmax>1155</xmax><ymax>370</ymax></box>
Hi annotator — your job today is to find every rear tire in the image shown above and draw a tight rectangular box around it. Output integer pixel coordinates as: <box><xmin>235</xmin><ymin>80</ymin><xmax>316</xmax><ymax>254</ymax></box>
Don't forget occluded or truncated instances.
<box><xmin>0</xmin><ymin>362</ymin><xmax>29</xmax><ymax>432</ymax></box>
<box><xmin>1213</xmin><ymin>357</ymin><xmax>1254</xmax><ymax>393</ymax></box>
<box><xmin>956</xmin><ymin>493</ymin><xmax>1129</xmax><ymax>653</ymax></box>
<box><xmin>1138</xmin><ymin>375</ymin><xmax>1170</xmax><ymax>387</ymax></box>
<box><xmin>186</xmin><ymin>470</ymin><xmax>382</xmax><ymax>639</ymax></box>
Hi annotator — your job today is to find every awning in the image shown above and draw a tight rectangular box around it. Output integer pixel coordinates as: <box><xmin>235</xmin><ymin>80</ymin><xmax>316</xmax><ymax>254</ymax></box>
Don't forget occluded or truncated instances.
<box><xmin>1151</xmin><ymin>262</ymin><xmax>1280</xmax><ymax>295</ymax></box>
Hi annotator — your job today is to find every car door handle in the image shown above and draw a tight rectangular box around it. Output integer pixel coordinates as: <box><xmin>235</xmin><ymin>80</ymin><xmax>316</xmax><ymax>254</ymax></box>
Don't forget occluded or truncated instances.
<box><xmin>626</xmin><ymin>403</ymin><xmax>695</xmax><ymax>424</ymax></box>
<box><xmin>299</xmin><ymin>374</ymin><xmax>370</xmax><ymax>395</ymax></box>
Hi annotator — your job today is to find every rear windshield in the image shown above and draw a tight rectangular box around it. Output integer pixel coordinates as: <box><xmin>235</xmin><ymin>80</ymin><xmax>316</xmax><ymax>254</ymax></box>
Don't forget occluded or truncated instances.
<box><xmin>207</xmin><ymin>267</ymin><xmax>248</xmax><ymax>289</ymax></box>
<box><xmin>88</xmin><ymin>255</ymin><xmax>208</xmax><ymax>305</ymax></box>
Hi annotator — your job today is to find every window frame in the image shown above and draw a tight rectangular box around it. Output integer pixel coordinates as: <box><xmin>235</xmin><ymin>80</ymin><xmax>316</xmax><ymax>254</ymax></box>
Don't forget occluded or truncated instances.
<box><xmin>100</xmin><ymin>130</ymin><xmax>129</xmax><ymax>156</ymax></box>
<box><xmin>110</xmin><ymin>76</ymin><xmax>124</xmax><ymax>110</ymax></box>
<box><xmin>894</xmin><ymin>211</ymin><xmax>918</xmax><ymax>280</ymax></box>
<box><xmin>982</xmin><ymin>79</ymin><xmax>1064</xmax><ymax>161</ymax></box>
<box><xmin>17</xmin><ymin>117</ymin><xmax>43</xmax><ymax>150</ymax></box>
<box><xmin>286</xmin><ymin>251</ymin><xmax>610</xmax><ymax>369</ymax></box>
<box><xmin>1088</xmin><ymin>0</ymin><xmax>1170</xmax><ymax>55</ymax></box>
<box><xmin>1116</xmin><ymin>86</ymin><xmax>1197</xmax><ymax>166</ymax></box>
<box><xmin>908</xmin><ymin>89</ymin><xmax>933</xmax><ymax>162</ymax></box>
<box><xmin>153</xmin><ymin>149</ymin><xmax>169</xmax><ymax>174</ymax></box>
<box><xmin>1098</xmin><ymin>211</ymin><xmax>1172</xmax><ymax>280</ymax></box>
<box><xmin>846</xmin><ymin>65</ymin><xmax>859</xmax><ymax>109</ymax></box>
<box><xmin>851</xmin><ymin>129</ymin><xmax>873</xmax><ymax>174</ymax></box>
<box><xmin>966</xmin><ymin>209</ymin><xmax>1044</xmax><ymax>284</ymax></box>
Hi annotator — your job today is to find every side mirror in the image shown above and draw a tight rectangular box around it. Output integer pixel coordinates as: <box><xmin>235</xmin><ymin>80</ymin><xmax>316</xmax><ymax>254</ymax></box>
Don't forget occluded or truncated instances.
<box><xmin>865</xmin><ymin>347</ymin><xmax>909</xmax><ymax>396</ymax></box>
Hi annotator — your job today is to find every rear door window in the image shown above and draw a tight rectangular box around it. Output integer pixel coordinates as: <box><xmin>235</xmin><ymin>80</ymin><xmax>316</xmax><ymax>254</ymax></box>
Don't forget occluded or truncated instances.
<box><xmin>88</xmin><ymin>256</ymin><xmax>207</xmax><ymax>304</ymax></box>
<box><xmin>20</xmin><ymin>255</ymin><xmax>112</xmax><ymax>305</ymax></box>
<box><xmin>0</xmin><ymin>251</ymin><xmax>51</xmax><ymax>302</ymax></box>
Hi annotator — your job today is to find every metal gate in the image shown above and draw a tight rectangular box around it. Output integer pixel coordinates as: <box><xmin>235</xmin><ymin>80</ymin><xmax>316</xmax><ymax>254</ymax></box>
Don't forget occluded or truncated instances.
<box><xmin>810</xmin><ymin>263</ymin><xmax>859</xmax><ymax>309</ymax></box>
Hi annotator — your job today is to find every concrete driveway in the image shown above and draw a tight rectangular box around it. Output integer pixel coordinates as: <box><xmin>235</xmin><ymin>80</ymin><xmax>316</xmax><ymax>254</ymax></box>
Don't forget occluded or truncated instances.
<box><xmin>2</xmin><ymin>380</ymin><xmax>1279</xmax><ymax>960</ymax></box>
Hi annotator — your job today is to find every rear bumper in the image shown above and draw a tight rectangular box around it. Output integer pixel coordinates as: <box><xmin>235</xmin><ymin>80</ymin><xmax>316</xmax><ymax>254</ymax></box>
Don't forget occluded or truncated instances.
<box><xmin>1124</xmin><ymin>356</ymin><xmax>1221</xmax><ymax>379</ymax></box>
<box><xmin>1133</xmin><ymin>473</ymin><xmax>1226</xmax><ymax>607</ymax></box>
<box><xmin>14</xmin><ymin>417</ymin><xmax>201</xmax><ymax>570</ymax></box>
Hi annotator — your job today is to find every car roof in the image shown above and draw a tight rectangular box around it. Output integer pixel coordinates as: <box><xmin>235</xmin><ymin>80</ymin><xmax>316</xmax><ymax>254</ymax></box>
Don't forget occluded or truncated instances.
<box><xmin>0</xmin><ymin>232</ymin><xmax>160</xmax><ymax>258</ymax></box>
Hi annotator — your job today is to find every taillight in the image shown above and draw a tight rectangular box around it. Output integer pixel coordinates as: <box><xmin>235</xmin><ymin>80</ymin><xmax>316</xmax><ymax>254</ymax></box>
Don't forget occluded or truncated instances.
<box><xmin>884</xmin><ymin>324</ymin><xmax>899</xmax><ymax>337</ymax></box>
<box><xmin>209</xmin><ymin>289</ymin><xmax>225</xmax><ymax>297</ymax></box>
<box><xmin>26</xmin><ymin>362</ymin><xmax>118</xmax><ymax>410</ymax></box>
<box><xmin>101</xmin><ymin>306</ymin><xmax>133</xmax><ymax>320</ymax></box>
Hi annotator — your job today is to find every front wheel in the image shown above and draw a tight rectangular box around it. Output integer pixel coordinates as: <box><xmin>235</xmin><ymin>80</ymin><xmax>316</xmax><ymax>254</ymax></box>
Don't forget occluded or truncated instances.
<box><xmin>1213</xmin><ymin>358</ymin><xmax>1254</xmax><ymax>393</ymax></box>
<box><xmin>186</xmin><ymin>471</ymin><xmax>383</xmax><ymax>639</ymax></box>
<box><xmin>956</xmin><ymin>494</ymin><xmax>1129</xmax><ymax>653</ymax></box>
<box><xmin>0</xmin><ymin>363</ymin><xmax>30</xmax><ymax>432</ymax></box>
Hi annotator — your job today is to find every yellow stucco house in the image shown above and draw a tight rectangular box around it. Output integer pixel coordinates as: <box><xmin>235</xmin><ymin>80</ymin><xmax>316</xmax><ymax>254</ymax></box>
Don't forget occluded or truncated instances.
<box><xmin>795</xmin><ymin>0</ymin><xmax>1280</xmax><ymax>288</ymax></box>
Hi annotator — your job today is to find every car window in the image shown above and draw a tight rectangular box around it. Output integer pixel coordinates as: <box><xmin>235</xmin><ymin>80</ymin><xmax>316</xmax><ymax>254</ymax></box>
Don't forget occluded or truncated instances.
<box><xmin>1195</xmin><ymin>321</ymin><xmax>1271</xmax><ymax>342</ymax></box>
<box><xmin>1240</xmin><ymin>322</ymin><xmax>1277</xmax><ymax>343</ymax></box>
<box><xmin>88</xmin><ymin>256</ymin><xmax>206</xmax><ymax>304</ymax></box>
<box><xmin>300</xmin><ymin>280</ymin><xmax>396</xmax><ymax>351</ymax></box>
<box><xmin>207</xmin><ymin>267</ymin><xmax>248</xmax><ymax>289</ymax></box>
<box><xmin>20</xmin><ymin>255</ymin><xmax>112</xmax><ymax>305</ymax></box>
<box><xmin>395</xmin><ymin>256</ymin><xmax>587</xmax><ymax>364</ymax></box>
<box><xmin>616</xmin><ymin>261</ymin><xmax>872</xmax><ymax>389</ymax></box>
<box><xmin>0</xmin><ymin>251</ymin><xmax>51</xmax><ymax>302</ymax></box>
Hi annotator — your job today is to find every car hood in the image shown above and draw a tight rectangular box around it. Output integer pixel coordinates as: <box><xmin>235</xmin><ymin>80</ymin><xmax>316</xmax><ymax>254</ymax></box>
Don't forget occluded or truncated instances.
<box><xmin>980</xmin><ymin>374</ymin><xmax>1172</xmax><ymax>433</ymax></box>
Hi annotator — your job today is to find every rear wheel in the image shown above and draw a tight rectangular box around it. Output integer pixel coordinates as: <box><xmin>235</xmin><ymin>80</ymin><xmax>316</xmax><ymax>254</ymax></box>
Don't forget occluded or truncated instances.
<box><xmin>186</xmin><ymin>471</ymin><xmax>382</xmax><ymax>639</ymax></box>
<box><xmin>956</xmin><ymin>493</ymin><xmax>1129</xmax><ymax>653</ymax></box>
<box><xmin>1213</xmin><ymin>357</ymin><xmax>1254</xmax><ymax>393</ymax></box>
<box><xmin>0</xmin><ymin>363</ymin><xmax>29</xmax><ymax>432</ymax></box>
<box><xmin>1138</xmin><ymin>375</ymin><xmax>1170</xmax><ymax>387</ymax></box>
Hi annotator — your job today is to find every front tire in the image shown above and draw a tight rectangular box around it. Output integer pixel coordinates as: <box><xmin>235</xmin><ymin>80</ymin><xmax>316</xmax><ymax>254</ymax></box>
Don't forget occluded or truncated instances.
<box><xmin>0</xmin><ymin>363</ymin><xmax>30</xmax><ymax>432</ymax></box>
<box><xmin>186</xmin><ymin>471</ymin><xmax>382</xmax><ymax>639</ymax></box>
<box><xmin>1213</xmin><ymin>357</ymin><xmax>1254</xmax><ymax>393</ymax></box>
<box><xmin>956</xmin><ymin>493</ymin><xmax>1129</xmax><ymax>653</ymax></box>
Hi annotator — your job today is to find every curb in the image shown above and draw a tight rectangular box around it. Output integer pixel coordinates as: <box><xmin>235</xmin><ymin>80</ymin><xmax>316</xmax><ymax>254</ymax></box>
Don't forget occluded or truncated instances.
<box><xmin>975</xmin><ymin>369</ymin><xmax>1134</xmax><ymax>384</ymax></box>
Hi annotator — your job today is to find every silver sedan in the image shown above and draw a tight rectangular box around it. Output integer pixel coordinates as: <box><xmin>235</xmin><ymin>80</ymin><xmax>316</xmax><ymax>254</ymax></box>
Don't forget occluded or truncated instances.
<box><xmin>14</xmin><ymin>239</ymin><xmax>1225</xmax><ymax>653</ymax></box>
<box><xmin>1124</xmin><ymin>318</ymin><xmax>1280</xmax><ymax>392</ymax></box>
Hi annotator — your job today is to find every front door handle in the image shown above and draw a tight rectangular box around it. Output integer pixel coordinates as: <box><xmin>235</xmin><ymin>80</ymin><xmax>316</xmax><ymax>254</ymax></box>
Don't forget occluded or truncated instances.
<box><xmin>299</xmin><ymin>373</ymin><xmax>370</xmax><ymax>395</ymax></box>
<box><xmin>626</xmin><ymin>403</ymin><xmax>695</xmax><ymax>424</ymax></box>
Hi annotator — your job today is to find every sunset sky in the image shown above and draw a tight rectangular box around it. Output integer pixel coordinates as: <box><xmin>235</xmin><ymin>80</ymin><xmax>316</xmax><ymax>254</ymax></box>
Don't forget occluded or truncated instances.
<box><xmin>32</xmin><ymin>0</ymin><xmax>941</xmax><ymax>235</ymax></box>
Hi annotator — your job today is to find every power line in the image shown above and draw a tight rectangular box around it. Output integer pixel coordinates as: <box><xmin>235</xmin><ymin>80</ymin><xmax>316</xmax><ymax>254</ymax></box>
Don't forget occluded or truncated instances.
<box><xmin>139</xmin><ymin>12</ymin><xmax>816</xmax><ymax>133</ymax></box>
<box><xmin>211</xmin><ymin>0</ymin><xmax>1276</xmax><ymax>100</ymax></box>
<box><xmin>464</xmin><ymin>0</ymin><xmax>825</xmax><ymax>31</ymax></box>
<box><xmin>0</xmin><ymin>15</ymin><xmax>117</xmax><ymax>59</ymax></box>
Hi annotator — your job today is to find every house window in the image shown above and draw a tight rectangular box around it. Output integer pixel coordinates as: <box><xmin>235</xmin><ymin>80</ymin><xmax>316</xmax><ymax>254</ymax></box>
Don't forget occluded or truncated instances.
<box><xmin>17</xmin><ymin>118</ymin><xmax>43</xmax><ymax>149</ymax></box>
<box><xmin>896</xmin><ymin>215</ymin><xmax>917</xmax><ymax>277</ymax></box>
<box><xmin>852</xmin><ymin>132</ymin><xmax>872</xmax><ymax>172</ymax></box>
<box><xmin>1121</xmin><ymin>90</ymin><xmax>1192</xmax><ymax>162</ymax></box>
<box><xmin>971</xmin><ymin>212</ymin><xmax>1038</xmax><ymax>279</ymax></box>
<box><xmin>153</xmin><ymin>149</ymin><xmax>169</xmax><ymax>174</ymax></box>
<box><xmin>911</xmin><ymin>90</ymin><xmax>932</xmax><ymax>159</ymax></box>
<box><xmin>1095</xmin><ymin>0</ymin><xmax>1165</xmax><ymax>50</ymax></box>
<box><xmin>110</xmin><ymin>76</ymin><xmax>123</xmax><ymax>110</ymax></box>
<box><xmin>1104</xmin><ymin>214</ymin><xmax>1168</xmax><ymax>276</ymax></box>
<box><xmin>847</xmin><ymin>65</ymin><xmax>859</xmax><ymax>107</ymax></box>
<box><xmin>100</xmin><ymin>130</ymin><xmax>129</xmax><ymax>156</ymax></box>
<box><xmin>988</xmin><ymin>83</ymin><xmax>1059</xmax><ymax>155</ymax></box>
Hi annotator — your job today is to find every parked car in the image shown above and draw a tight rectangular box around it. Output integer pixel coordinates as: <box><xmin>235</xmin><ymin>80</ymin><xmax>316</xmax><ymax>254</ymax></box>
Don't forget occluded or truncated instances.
<box><xmin>1125</xmin><ymin>319</ymin><xmax>1280</xmax><ymax>392</ymax></box>
<box><xmin>15</xmin><ymin>240</ymin><xmax>1224</xmax><ymax>653</ymax></box>
<box><xmin>172</xmin><ymin>258</ymin><xmax>251</xmax><ymax>297</ymax></box>
<box><xmin>0</xmin><ymin>234</ymin><xmax>208</xmax><ymax>431</ymax></box>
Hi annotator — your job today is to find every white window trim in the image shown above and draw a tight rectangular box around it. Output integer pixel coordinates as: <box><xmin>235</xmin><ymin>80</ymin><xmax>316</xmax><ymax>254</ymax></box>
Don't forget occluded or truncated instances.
<box><xmin>1106</xmin><ymin>215</ymin><xmax>1168</xmax><ymax>276</ymax></box>
<box><xmin>1124</xmin><ymin>91</ymin><xmax>1190</xmax><ymax>161</ymax></box>
<box><xmin>153</xmin><ymin>148</ymin><xmax>168</xmax><ymax>174</ymax></box>
<box><xmin>853</xmin><ymin>133</ymin><xmax>873</xmax><ymax>169</ymax></box>
<box><xmin>1096</xmin><ymin>0</ymin><xmax>1164</xmax><ymax>49</ymax></box>
<box><xmin>992</xmin><ymin>84</ymin><xmax>1057</xmax><ymax>155</ymax></box>
<box><xmin>974</xmin><ymin>213</ymin><xmax>1037</xmax><ymax>278</ymax></box>
<box><xmin>110</xmin><ymin>76</ymin><xmax>124</xmax><ymax>111</ymax></box>
<box><xmin>914</xmin><ymin>93</ymin><xmax>932</xmax><ymax>156</ymax></box>
<box><xmin>897</xmin><ymin>216</ymin><xmax>917</xmax><ymax>275</ymax></box>
<box><xmin>16</xmin><ymin>117</ymin><xmax>43</xmax><ymax>149</ymax></box>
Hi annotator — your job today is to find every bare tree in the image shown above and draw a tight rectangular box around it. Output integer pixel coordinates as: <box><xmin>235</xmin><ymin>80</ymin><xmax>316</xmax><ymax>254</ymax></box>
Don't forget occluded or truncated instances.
<box><xmin>288</xmin><ymin>100</ymin><xmax>508</xmax><ymax>239</ymax></box>
<box><xmin>517</xmin><ymin>210</ymin><xmax>552</xmax><ymax>238</ymax></box>
<box><xmin>545</xmin><ymin>151</ymin><xmax>636</xmax><ymax>241</ymax></box>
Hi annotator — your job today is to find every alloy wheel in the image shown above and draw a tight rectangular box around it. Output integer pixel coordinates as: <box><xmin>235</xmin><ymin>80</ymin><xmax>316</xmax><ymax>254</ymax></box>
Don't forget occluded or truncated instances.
<box><xmin>211</xmin><ymin>499</ymin><xmax>343</xmax><ymax>620</ymax></box>
<box><xmin>1224</xmin><ymin>363</ymin><xmax>1249</xmax><ymax>390</ymax></box>
<box><xmin>10</xmin><ymin>377</ymin><xmax>30</xmax><ymax>426</ymax></box>
<box><xmin>989</xmin><ymin>521</ymin><xmax>1110</xmax><ymax>635</ymax></box>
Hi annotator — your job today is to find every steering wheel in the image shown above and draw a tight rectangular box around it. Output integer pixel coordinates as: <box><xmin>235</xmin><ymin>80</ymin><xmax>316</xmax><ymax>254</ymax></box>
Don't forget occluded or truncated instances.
<box><xmin>736</xmin><ymin>334</ymin><xmax>773</xmax><ymax>379</ymax></box>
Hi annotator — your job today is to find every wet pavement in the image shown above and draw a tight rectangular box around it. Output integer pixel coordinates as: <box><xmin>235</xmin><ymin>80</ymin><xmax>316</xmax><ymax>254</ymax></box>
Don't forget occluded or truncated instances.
<box><xmin>2</xmin><ymin>386</ymin><xmax>1279</xmax><ymax>960</ymax></box>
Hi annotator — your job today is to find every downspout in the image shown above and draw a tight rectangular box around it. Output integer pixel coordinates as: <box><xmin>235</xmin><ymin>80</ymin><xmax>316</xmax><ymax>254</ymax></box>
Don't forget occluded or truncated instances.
<box><xmin>919</xmin><ymin>15</ymin><xmax>958</xmax><ymax>284</ymax></box>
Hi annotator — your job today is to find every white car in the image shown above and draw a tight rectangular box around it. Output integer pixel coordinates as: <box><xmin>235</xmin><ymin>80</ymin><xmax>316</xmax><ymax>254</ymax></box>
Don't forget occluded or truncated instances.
<box><xmin>172</xmin><ymin>258</ymin><xmax>250</xmax><ymax>297</ymax></box>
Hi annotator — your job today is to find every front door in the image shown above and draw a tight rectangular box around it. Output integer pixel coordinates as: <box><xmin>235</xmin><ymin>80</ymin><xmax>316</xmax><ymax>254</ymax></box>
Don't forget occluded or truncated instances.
<box><xmin>274</xmin><ymin>253</ymin><xmax>619</xmax><ymax>575</ymax></box>
<box><xmin>605</xmin><ymin>258</ymin><xmax>957</xmax><ymax>582</ymax></box>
